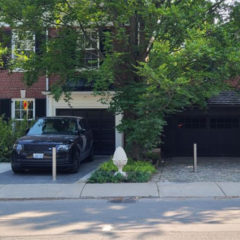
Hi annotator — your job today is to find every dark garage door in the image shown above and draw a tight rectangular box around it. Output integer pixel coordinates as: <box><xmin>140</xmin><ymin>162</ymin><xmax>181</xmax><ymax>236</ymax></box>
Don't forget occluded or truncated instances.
<box><xmin>163</xmin><ymin>111</ymin><xmax>240</xmax><ymax>157</ymax></box>
<box><xmin>56</xmin><ymin>109</ymin><xmax>115</xmax><ymax>155</ymax></box>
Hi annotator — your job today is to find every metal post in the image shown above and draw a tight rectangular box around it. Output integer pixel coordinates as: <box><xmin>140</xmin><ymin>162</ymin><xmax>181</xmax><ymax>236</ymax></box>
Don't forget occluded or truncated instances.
<box><xmin>52</xmin><ymin>147</ymin><xmax>56</xmax><ymax>181</ymax></box>
<box><xmin>193</xmin><ymin>143</ymin><xmax>197</xmax><ymax>172</ymax></box>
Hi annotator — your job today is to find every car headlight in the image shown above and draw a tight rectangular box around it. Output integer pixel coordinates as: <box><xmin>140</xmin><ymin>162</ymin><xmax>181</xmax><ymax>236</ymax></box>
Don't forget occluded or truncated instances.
<box><xmin>56</xmin><ymin>144</ymin><xmax>71</xmax><ymax>152</ymax></box>
<box><xmin>13</xmin><ymin>144</ymin><xmax>24</xmax><ymax>154</ymax></box>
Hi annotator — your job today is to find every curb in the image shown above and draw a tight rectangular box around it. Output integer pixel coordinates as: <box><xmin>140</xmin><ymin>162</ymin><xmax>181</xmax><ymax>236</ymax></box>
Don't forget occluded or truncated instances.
<box><xmin>0</xmin><ymin>182</ymin><xmax>239</xmax><ymax>200</ymax></box>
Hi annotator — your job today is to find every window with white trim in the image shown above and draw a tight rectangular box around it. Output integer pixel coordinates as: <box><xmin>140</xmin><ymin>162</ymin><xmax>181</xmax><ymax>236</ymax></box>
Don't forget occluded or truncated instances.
<box><xmin>11</xmin><ymin>31</ymin><xmax>35</xmax><ymax>61</ymax></box>
<box><xmin>76</xmin><ymin>31</ymin><xmax>99</xmax><ymax>69</ymax></box>
<box><xmin>12</xmin><ymin>99</ymin><xmax>35</xmax><ymax>120</ymax></box>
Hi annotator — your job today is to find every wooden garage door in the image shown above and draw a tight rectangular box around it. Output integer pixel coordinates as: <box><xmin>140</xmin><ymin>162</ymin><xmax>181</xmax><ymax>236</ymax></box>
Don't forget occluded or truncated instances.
<box><xmin>163</xmin><ymin>113</ymin><xmax>240</xmax><ymax>157</ymax></box>
<box><xmin>56</xmin><ymin>109</ymin><xmax>115</xmax><ymax>155</ymax></box>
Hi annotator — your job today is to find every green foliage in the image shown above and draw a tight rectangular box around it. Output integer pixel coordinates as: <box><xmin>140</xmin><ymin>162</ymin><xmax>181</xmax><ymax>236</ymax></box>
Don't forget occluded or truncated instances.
<box><xmin>99</xmin><ymin>159</ymin><xmax>118</xmax><ymax>172</ymax></box>
<box><xmin>88</xmin><ymin>170</ymin><xmax>152</xmax><ymax>183</ymax></box>
<box><xmin>88</xmin><ymin>158</ymin><xmax>156</xmax><ymax>183</ymax></box>
<box><xmin>0</xmin><ymin>117</ymin><xmax>15</xmax><ymax>161</ymax></box>
<box><xmin>88</xmin><ymin>171</ymin><xmax>124</xmax><ymax>183</ymax></box>
<box><xmin>0</xmin><ymin>116</ymin><xmax>34</xmax><ymax>161</ymax></box>
<box><xmin>100</xmin><ymin>158</ymin><xmax>156</xmax><ymax>173</ymax></box>
<box><xmin>1</xmin><ymin>0</ymin><xmax>240</xmax><ymax>159</ymax></box>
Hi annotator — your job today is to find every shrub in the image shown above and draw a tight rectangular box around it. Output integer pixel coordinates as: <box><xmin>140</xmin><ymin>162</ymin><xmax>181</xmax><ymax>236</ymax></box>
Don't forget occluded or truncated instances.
<box><xmin>0</xmin><ymin>116</ymin><xmax>34</xmax><ymax>162</ymax></box>
<box><xmin>0</xmin><ymin>117</ymin><xmax>15</xmax><ymax>161</ymax></box>
<box><xmin>88</xmin><ymin>170</ymin><xmax>152</xmax><ymax>183</ymax></box>
<box><xmin>100</xmin><ymin>158</ymin><xmax>156</xmax><ymax>174</ymax></box>
<box><xmin>88</xmin><ymin>171</ymin><xmax>124</xmax><ymax>183</ymax></box>
<box><xmin>88</xmin><ymin>158</ymin><xmax>156</xmax><ymax>183</ymax></box>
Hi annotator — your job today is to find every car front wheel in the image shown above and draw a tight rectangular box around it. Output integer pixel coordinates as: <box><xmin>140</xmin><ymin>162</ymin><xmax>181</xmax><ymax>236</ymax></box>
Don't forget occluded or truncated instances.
<box><xmin>70</xmin><ymin>151</ymin><xmax>80</xmax><ymax>173</ymax></box>
<box><xmin>11</xmin><ymin>164</ymin><xmax>24</xmax><ymax>174</ymax></box>
<box><xmin>85</xmin><ymin>146</ymin><xmax>94</xmax><ymax>162</ymax></box>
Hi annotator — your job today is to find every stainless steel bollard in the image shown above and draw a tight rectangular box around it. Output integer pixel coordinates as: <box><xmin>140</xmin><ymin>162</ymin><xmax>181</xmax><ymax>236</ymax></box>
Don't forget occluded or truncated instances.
<box><xmin>193</xmin><ymin>143</ymin><xmax>197</xmax><ymax>172</ymax></box>
<box><xmin>52</xmin><ymin>147</ymin><xmax>57</xmax><ymax>181</ymax></box>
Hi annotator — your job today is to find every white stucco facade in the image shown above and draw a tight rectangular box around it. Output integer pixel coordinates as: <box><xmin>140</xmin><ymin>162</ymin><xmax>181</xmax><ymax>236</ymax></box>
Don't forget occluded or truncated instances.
<box><xmin>45</xmin><ymin>91</ymin><xmax>124</xmax><ymax>149</ymax></box>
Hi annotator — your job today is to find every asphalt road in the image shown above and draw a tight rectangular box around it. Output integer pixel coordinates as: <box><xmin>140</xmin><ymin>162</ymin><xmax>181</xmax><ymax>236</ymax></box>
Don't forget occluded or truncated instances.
<box><xmin>0</xmin><ymin>156</ymin><xmax>108</xmax><ymax>184</ymax></box>
<box><xmin>0</xmin><ymin>198</ymin><xmax>240</xmax><ymax>239</ymax></box>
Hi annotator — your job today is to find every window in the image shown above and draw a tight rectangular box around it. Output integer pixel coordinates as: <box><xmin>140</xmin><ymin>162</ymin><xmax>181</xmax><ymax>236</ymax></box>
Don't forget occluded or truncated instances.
<box><xmin>27</xmin><ymin>118</ymin><xmax>78</xmax><ymax>136</ymax></box>
<box><xmin>210</xmin><ymin>118</ymin><xmax>239</xmax><ymax>129</ymax></box>
<box><xmin>178</xmin><ymin>118</ymin><xmax>207</xmax><ymax>129</ymax></box>
<box><xmin>11</xmin><ymin>31</ymin><xmax>35</xmax><ymax>69</ymax></box>
<box><xmin>76</xmin><ymin>31</ymin><xmax>99</xmax><ymax>69</ymax></box>
<box><xmin>12</xmin><ymin>99</ymin><xmax>35</xmax><ymax>120</ymax></box>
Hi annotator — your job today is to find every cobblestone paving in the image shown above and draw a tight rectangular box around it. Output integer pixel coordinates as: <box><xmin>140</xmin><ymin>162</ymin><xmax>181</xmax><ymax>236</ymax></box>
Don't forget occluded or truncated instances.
<box><xmin>151</xmin><ymin>157</ymin><xmax>240</xmax><ymax>182</ymax></box>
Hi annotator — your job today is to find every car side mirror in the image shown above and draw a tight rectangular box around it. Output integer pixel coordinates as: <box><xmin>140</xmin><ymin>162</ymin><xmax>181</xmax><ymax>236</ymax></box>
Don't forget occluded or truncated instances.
<box><xmin>78</xmin><ymin>129</ymin><xmax>86</xmax><ymax>135</ymax></box>
<box><xmin>25</xmin><ymin>128</ymin><xmax>30</xmax><ymax>135</ymax></box>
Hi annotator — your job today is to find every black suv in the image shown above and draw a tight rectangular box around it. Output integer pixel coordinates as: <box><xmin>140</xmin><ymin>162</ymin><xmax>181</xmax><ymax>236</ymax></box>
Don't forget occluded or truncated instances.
<box><xmin>11</xmin><ymin>116</ymin><xmax>94</xmax><ymax>173</ymax></box>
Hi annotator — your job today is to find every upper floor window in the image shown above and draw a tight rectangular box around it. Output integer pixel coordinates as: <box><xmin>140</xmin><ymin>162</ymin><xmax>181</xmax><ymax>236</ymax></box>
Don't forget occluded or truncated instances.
<box><xmin>11</xmin><ymin>31</ymin><xmax>35</xmax><ymax>67</ymax></box>
<box><xmin>76</xmin><ymin>31</ymin><xmax>99</xmax><ymax>70</ymax></box>
<box><xmin>1</xmin><ymin>28</ymin><xmax>99</xmax><ymax>72</ymax></box>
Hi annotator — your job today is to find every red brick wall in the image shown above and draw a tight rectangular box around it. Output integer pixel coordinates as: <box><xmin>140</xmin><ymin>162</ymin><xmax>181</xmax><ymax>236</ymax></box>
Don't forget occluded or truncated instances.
<box><xmin>0</xmin><ymin>70</ymin><xmax>46</xmax><ymax>99</ymax></box>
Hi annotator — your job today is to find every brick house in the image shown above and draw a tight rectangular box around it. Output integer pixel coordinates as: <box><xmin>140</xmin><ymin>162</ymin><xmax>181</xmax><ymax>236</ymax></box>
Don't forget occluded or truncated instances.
<box><xmin>0</xmin><ymin>27</ymin><xmax>46</xmax><ymax>121</ymax></box>
<box><xmin>0</xmin><ymin>26</ymin><xmax>123</xmax><ymax>155</ymax></box>
<box><xmin>1</xmin><ymin>25</ymin><xmax>239</xmax><ymax>157</ymax></box>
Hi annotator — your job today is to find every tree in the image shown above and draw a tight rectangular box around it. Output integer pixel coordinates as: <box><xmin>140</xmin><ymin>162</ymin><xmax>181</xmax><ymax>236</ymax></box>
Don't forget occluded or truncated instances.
<box><xmin>0</xmin><ymin>0</ymin><xmax>240</xmax><ymax>160</ymax></box>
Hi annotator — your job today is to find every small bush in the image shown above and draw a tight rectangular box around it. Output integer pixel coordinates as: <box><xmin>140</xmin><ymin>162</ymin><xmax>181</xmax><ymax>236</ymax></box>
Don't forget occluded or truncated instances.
<box><xmin>0</xmin><ymin>116</ymin><xmax>34</xmax><ymax>162</ymax></box>
<box><xmin>0</xmin><ymin>117</ymin><xmax>15</xmax><ymax>161</ymax></box>
<box><xmin>88</xmin><ymin>170</ymin><xmax>152</xmax><ymax>183</ymax></box>
<box><xmin>100</xmin><ymin>159</ymin><xmax>118</xmax><ymax>172</ymax></box>
<box><xmin>88</xmin><ymin>158</ymin><xmax>156</xmax><ymax>183</ymax></box>
<box><xmin>88</xmin><ymin>170</ymin><xmax>124</xmax><ymax>183</ymax></box>
<box><xmin>100</xmin><ymin>158</ymin><xmax>156</xmax><ymax>174</ymax></box>
<box><xmin>127</xmin><ymin>171</ymin><xmax>152</xmax><ymax>182</ymax></box>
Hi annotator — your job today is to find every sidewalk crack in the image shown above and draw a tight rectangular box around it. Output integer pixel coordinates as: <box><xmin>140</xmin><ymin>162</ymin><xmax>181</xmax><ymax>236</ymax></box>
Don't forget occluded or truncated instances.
<box><xmin>215</xmin><ymin>182</ymin><xmax>227</xmax><ymax>197</ymax></box>
<box><xmin>79</xmin><ymin>183</ymin><xmax>87</xmax><ymax>198</ymax></box>
<box><xmin>155</xmin><ymin>182</ymin><xmax>160</xmax><ymax>198</ymax></box>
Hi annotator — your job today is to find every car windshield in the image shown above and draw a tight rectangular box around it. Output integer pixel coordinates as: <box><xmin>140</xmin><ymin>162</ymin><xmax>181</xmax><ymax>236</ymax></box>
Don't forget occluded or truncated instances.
<box><xmin>27</xmin><ymin>118</ymin><xmax>78</xmax><ymax>136</ymax></box>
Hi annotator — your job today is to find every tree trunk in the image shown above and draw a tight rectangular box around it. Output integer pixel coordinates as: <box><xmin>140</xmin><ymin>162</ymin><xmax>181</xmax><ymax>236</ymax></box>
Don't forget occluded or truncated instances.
<box><xmin>129</xmin><ymin>141</ymin><xmax>144</xmax><ymax>161</ymax></box>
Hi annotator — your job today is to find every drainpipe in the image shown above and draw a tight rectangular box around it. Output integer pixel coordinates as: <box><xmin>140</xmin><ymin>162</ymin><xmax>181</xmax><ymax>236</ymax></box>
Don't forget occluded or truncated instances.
<box><xmin>45</xmin><ymin>29</ymin><xmax>49</xmax><ymax>116</ymax></box>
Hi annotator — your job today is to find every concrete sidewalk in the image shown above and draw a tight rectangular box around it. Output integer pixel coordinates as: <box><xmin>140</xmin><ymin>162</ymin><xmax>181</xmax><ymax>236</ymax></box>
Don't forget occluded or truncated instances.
<box><xmin>0</xmin><ymin>181</ymin><xmax>239</xmax><ymax>200</ymax></box>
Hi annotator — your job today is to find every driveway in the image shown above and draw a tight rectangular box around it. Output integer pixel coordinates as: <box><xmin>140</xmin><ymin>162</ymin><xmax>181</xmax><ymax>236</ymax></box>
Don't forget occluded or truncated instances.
<box><xmin>151</xmin><ymin>157</ymin><xmax>240</xmax><ymax>182</ymax></box>
<box><xmin>0</xmin><ymin>156</ymin><xmax>109</xmax><ymax>184</ymax></box>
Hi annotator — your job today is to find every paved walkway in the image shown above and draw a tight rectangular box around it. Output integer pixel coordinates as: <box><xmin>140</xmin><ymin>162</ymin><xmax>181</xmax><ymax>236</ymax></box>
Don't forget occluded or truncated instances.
<box><xmin>0</xmin><ymin>181</ymin><xmax>240</xmax><ymax>199</ymax></box>
<box><xmin>0</xmin><ymin>156</ymin><xmax>107</xmax><ymax>184</ymax></box>
<box><xmin>1</xmin><ymin>157</ymin><xmax>240</xmax><ymax>200</ymax></box>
